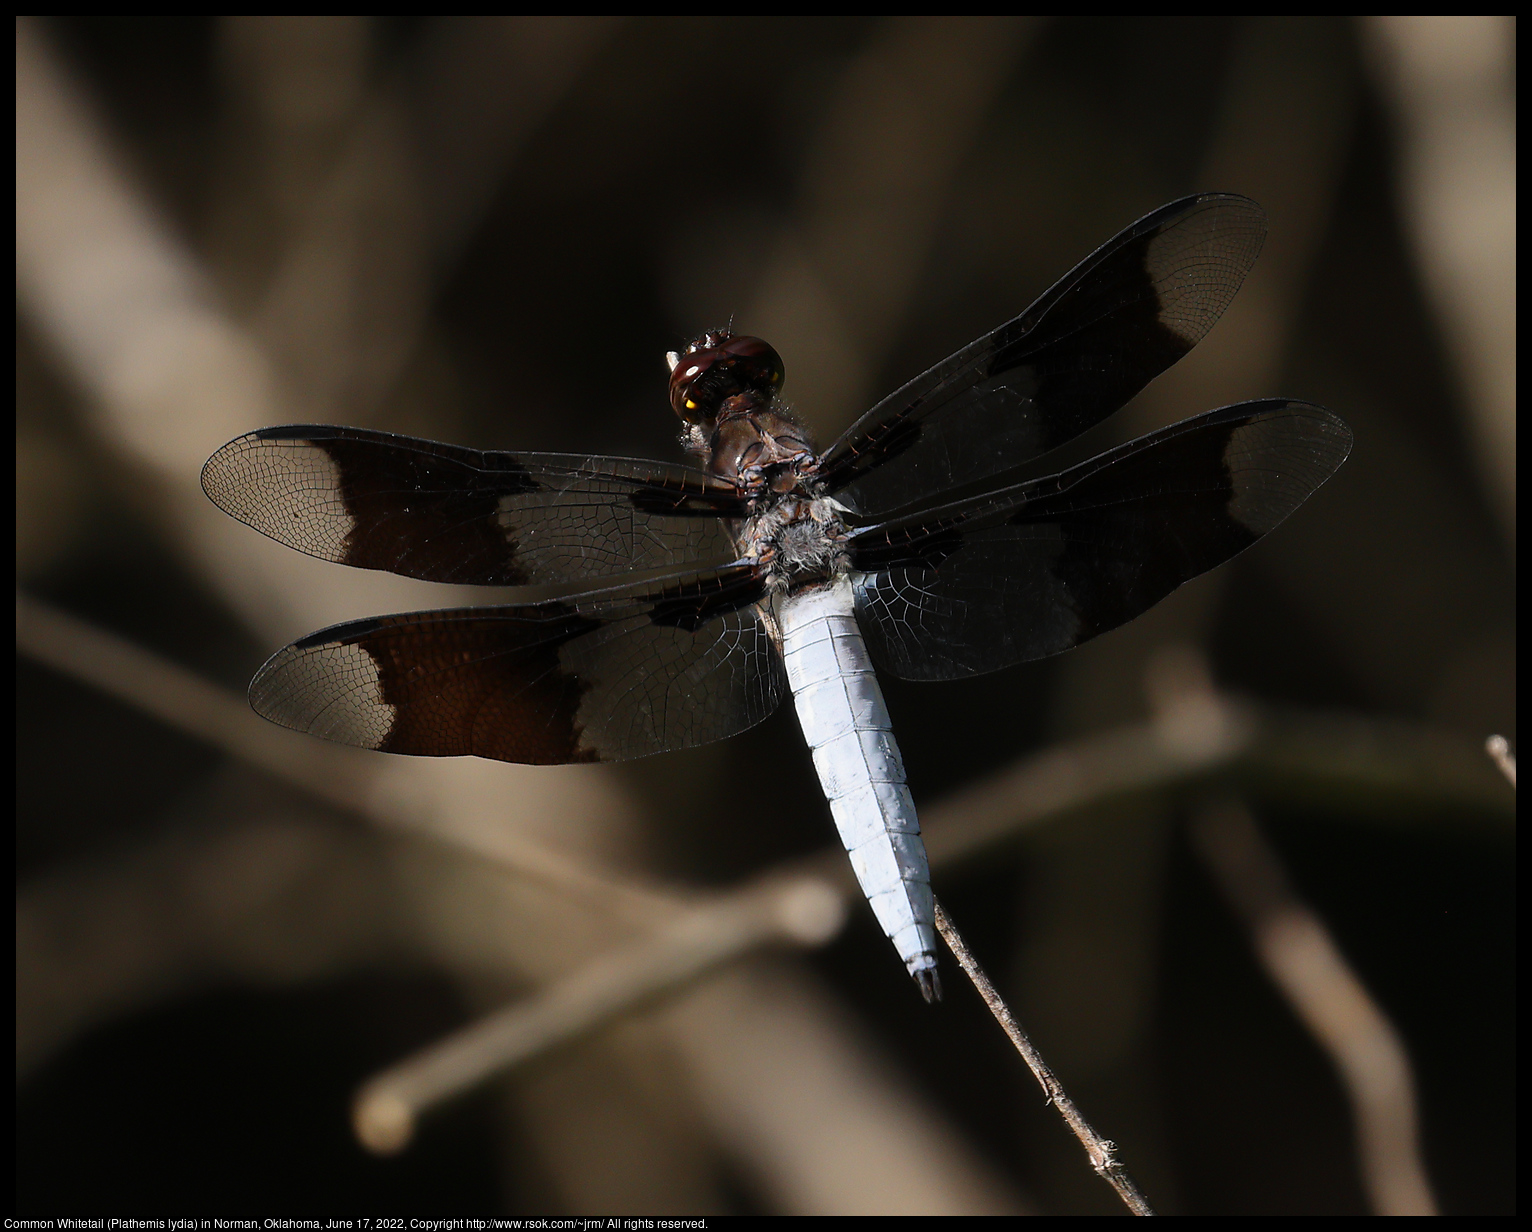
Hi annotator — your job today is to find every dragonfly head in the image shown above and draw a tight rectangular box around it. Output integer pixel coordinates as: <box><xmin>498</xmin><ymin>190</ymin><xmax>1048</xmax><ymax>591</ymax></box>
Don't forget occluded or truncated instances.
<box><xmin>669</xmin><ymin>330</ymin><xmax>785</xmax><ymax>424</ymax></box>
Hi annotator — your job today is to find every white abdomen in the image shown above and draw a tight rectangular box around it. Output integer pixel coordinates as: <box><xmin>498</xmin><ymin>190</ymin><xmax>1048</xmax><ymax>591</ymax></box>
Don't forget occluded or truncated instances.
<box><xmin>775</xmin><ymin>577</ymin><xmax>937</xmax><ymax>985</ymax></box>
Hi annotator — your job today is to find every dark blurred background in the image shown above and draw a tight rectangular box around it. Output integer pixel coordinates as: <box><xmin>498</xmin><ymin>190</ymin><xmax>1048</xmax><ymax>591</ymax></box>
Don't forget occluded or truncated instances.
<box><xmin>16</xmin><ymin>16</ymin><xmax>1514</xmax><ymax>1216</ymax></box>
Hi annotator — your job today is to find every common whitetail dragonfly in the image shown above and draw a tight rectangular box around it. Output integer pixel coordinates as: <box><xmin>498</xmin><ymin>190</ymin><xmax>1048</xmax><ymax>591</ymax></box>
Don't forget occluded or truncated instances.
<box><xmin>203</xmin><ymin>193</ymin><xmax>1350</xmax><ymax>1002</ymax></box>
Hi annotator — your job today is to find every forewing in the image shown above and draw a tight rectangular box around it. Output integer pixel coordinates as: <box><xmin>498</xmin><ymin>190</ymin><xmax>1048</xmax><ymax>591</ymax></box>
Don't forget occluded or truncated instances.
<box><xmin>249</xmin><ymin>563</ymin><xmax>783</xmax><ymax>763</ymax></box>
<box><xmin>817</xmin><ymin>194</ymin><xmax>1268</xmax><ymax>516</ymax></box>
<box><xmin>202</xmin><ymin>425</ymin><xmax>747</xmax><ymax>587</ymax></box>
<box><xmin>848</xmin><ymin>401</ymin><xmax>1351</xmax><ymax>680</ymax></box>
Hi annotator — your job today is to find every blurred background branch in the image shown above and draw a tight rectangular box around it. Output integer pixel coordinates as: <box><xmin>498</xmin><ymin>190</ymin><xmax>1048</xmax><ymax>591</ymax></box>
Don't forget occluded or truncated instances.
<box><xmin>16</xmin><ymin>14</ymin><xmax>1513</xmax><ymax>1215</ymax></box>
<box><xmin>1360</xmin><ymin>16</ymin><xmax>1516</xmax><ymax>552</ymax></box>
<box><xmin>1190</xmin><ymin>799</ymin><xmax>1437</xmax><ymax>1216</ymax></box>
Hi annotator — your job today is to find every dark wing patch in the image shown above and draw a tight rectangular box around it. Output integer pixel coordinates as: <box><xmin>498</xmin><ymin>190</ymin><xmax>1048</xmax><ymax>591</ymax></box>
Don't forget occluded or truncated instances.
<box><xmin>250</xmin><ymin>564</ymin><xmax>782</xmax><ymax>763</ymax></box>
<box><xmin>202</xmin><ymin>425</ymin><xmax>748</xmax><ymax>587</ymax></box>
<box><xmin>848</xmin><ymin>401</ymin><xmax>1351</xmax><ymax>680</ymax></box>
<box><xmin>816</xmin><ymin>194</ymin><xmax>1268</xmax><ymax>516</ymax></box>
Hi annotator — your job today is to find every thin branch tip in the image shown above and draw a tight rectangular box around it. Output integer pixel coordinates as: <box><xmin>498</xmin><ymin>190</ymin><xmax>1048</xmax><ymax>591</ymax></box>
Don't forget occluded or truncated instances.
<box><xmin>933</xmin><ymin>895</ymin><xmax>1155</xmax><ymax>1215</ymax></box>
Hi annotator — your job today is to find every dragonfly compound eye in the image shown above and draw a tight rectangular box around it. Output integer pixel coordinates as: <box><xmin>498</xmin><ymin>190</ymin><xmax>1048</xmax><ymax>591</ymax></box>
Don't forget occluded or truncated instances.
<box><xmin>669</xmin><ymin>333</ymin><xmax>785</xmax><ymax>422</ymax></box>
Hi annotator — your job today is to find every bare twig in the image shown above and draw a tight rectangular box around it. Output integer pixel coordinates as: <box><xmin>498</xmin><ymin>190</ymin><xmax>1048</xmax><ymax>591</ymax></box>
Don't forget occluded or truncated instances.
<box><xmin>933</xmin><ymin>900</ymin><xmax>1155</xmax><ymax>1216</ymax></box>
<box><xmin>354</xmin><ymin>877</ymin><xmax>844</xmax><ymax>1153</ymax></box>
<box><xmin>1189</xmin><ymin>799</ymin><xmax>1439</xmax><ymax>1217</ymax></box>
<box><xmin>1485</xmin><ymin>735</ymin><xmax>1516</xmax><ymax>789</ymax></box>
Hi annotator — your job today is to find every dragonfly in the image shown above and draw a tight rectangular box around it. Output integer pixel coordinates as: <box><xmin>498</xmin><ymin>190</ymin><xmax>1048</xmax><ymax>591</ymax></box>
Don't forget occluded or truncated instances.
<box><xmin>202</xmin><ymin>193</ymin><xmax>1351</xmax><ymax>1003</ymax></box>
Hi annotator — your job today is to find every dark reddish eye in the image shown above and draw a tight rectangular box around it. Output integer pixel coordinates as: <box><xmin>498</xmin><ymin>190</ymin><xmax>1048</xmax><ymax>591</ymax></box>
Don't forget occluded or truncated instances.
<box><xmin>670</xmin><ymin>333</ymin><xmax>785</xmax><ymax>421</ymax></box>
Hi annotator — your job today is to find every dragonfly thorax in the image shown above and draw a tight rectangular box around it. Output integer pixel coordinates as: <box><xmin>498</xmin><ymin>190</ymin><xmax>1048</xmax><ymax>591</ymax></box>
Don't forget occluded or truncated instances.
<box><xmin>742</xmin><ymin>493</ymin><xmax>849</xmax><ymax>590</ymax></box>
<box><xmin>705</xmin><ymin>409</ymin><xmax>815</xmax><ymax>491</ymax></box>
